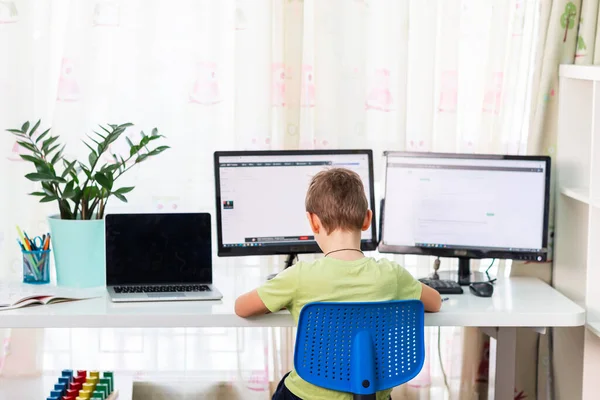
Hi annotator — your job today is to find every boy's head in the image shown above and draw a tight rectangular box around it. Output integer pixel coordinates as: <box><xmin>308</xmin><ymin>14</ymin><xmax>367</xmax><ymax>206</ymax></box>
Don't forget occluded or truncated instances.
<box><xmin>305</xmin><ymin>168</ymin><xmax>372</xmax><ymax>244</ymax></box>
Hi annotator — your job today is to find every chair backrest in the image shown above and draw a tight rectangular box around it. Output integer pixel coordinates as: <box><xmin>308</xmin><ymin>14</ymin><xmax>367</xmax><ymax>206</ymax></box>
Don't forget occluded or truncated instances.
<box><xmin>294</xmin><ymin>300</ymin><xmax>425</xmax><ymax>396</ymax></box>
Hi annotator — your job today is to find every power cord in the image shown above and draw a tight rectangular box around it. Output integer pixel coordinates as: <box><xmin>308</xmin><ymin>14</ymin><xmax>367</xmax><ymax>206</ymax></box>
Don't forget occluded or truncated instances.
<box><xmin>433</xmin><ymin>259</ymin><xmax>495</xmax><ymax>400</ymax></box>
<box><xmin>485</xmin><ymin>258</ymin><xmax>496</xmax><ymax>275</ymax></box>
<box><xmin>437</xmin><ymin>327</ymin><xmax>451</xmax><ymax>398</ymax></box>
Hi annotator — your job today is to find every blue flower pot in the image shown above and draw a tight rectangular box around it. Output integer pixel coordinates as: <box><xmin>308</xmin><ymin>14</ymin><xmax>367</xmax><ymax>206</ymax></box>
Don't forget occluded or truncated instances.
<box><xmin>48</xmin><ymin>216</ymin><xmax>105</xmax><ymax>288</ymax></box>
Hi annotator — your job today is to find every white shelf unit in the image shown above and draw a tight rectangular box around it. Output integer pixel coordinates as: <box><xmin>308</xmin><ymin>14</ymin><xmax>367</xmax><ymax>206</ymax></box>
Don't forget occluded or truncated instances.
<box><xmin>556</xmin><ymin>64</ymin><xmax>600</xmax><ymax>399</ymax></box>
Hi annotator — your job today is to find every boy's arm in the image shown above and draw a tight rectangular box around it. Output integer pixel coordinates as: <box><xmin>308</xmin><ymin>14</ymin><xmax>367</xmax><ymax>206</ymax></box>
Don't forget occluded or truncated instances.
<box><xmin>396</xmin><ymin>264</ymin><xmax>441</xmax><ymax>313</ymax></box>
<box><xmin>235</xmin><ymin>290</ymin><xmax>270</xmax><ymax>317</ymax></box>
<box><xmin>235</xmin><ymin>266</ymin><xmax>298</xmax><ymax>318</ymax></box>
<box><xmin>420</xmin><ymin>283</ymin><xmax>442</xmax><ymax>312</ymax></box>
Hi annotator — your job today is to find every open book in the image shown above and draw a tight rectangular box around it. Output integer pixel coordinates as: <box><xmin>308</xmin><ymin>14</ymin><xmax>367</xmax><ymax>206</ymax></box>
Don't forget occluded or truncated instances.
<box><xmin>0</xmin><ymin>283</ymin><xmax>100</xmax><ymax>311</ymax></box>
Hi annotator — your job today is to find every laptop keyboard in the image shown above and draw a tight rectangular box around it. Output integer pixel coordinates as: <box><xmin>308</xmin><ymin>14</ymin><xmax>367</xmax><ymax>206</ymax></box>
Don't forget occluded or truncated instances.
<box><xmin>113</xmin><ymin>284</ymin><xmax>210</xmax><ymax>294</ymax></box>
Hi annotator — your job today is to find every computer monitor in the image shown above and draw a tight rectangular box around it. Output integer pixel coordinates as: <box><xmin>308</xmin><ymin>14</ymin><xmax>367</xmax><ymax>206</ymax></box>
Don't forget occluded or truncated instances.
<box><xmin>378</xmin><ymin>152</ymin><xmax>551</xmax><ymax>285</ymax></box>
<box><xmin>214</xmin><ymin>150</ymin><xmax>377</xmax><ymax>264</ymax></box>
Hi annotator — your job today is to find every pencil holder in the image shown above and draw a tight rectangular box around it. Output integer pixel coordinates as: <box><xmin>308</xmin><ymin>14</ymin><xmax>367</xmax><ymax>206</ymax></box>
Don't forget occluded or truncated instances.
<box><xmin>22</xmin><ymin>249</ymin><xmax>51</xmax><ymax>284</ymax></box>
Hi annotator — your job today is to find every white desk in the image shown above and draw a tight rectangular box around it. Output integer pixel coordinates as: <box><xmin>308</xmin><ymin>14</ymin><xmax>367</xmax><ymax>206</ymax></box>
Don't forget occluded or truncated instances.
<box><xmin>0</xmin><ymin>271</ymin><xmax>585</xmax><ymax>400</ymax></box>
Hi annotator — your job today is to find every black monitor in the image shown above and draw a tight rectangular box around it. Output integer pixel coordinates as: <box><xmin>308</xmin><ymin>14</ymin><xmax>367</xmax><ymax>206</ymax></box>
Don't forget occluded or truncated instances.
<box><xmin>214</xmin><ymin>150</ymin><xmax>377</xmax><ymax>266</ymax></box>
<box><xmin>378</xmin><ymin>152</ymin><xmax>551</xmax><ymax>285</ymax></box>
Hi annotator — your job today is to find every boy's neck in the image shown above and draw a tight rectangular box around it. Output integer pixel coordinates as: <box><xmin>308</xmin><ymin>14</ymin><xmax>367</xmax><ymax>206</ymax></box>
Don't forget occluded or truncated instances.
<box><xmin>320</xmin><ymin>230</ymin><xmax>364</xmax><ymax>261</ymax></box>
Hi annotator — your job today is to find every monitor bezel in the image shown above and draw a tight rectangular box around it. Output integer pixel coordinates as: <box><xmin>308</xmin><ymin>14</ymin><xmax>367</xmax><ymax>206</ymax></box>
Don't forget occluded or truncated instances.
<box><xmin>214</xmin><ymin>149</ymin><xmax>378</xmax><ymax>257</ymax></box>
<box><xmin>378</xmin><ymin>151</ymin><xmax>552</xmax><ymax>262</ymax></box>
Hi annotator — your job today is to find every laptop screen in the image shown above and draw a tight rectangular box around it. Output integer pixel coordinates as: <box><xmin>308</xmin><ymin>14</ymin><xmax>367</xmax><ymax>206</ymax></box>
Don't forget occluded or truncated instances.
<box><xmin>105</xmin><ymin>213</ymin><xmax>212</xmax><ymax>285</ymax></box>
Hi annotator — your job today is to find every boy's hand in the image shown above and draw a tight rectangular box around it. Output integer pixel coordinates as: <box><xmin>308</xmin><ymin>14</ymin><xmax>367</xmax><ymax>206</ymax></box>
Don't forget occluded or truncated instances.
<box><xmin>235</xmin><ymin>289</ymin><xmax>270</xmax><ymax>317</ymax></box>
<box><xmin>420</xmin><ymin>283</ymin><xmax>442</xmax><ymax>312</ymax></box>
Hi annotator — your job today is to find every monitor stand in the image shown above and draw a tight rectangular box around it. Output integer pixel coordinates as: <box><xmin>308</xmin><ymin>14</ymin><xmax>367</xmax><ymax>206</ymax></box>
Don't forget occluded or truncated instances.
<box><xmin>434</xmin><ymin>257</ymin><xmax>491</xmax><ymax>286</ymax></box>
<box><xmin>266</xmin><ymin>253</ymin><xmax>298</xmax><ymax>280</ymax></box>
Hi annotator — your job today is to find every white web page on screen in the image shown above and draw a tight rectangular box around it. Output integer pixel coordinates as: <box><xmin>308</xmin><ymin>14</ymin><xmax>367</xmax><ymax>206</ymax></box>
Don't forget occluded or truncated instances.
<box><xmin>382</xmin><ymin>156</ymin><xmax>547</xmax><ymax>251</ymax></box>
<box><xmin>218</xmin><ymin>154</ymin><xmax>373</xmax><ymax>246</ymax></box>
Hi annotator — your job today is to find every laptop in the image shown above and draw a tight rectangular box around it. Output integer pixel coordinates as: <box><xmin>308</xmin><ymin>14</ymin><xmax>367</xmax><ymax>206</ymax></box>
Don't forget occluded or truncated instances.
<box><xmin>105</xmin><ymin>213</ymin><xmax>222</xmax><ymax>302</ymax></box>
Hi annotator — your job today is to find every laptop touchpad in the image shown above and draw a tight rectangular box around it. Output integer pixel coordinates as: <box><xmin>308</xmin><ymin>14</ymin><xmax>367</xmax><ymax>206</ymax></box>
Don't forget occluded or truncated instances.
<box><xmin>147</xmin><ymin>293</ymin><xmax>185</xmax><ymax>298</ymax></box>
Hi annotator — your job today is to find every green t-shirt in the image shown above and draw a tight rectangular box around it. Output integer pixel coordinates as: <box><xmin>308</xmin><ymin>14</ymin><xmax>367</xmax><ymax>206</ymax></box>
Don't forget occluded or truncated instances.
<box><xmin>256</xmin><ymin>257</ymin><xmax>423</xmax><ymax>400</ymax></box>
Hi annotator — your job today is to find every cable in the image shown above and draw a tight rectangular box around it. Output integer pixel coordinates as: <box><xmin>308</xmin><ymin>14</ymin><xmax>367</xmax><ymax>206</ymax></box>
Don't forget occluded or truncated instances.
<box><xmin>485</xmin><ymin>258</ymin><xmax>496</xmax><ymax>275</ymax></box>
<box><xmin>535</xmin><ymin>331</ymin><xmax>540</xmax><ymax>398</ymax></box>
<box><xmin>437</xmin><ymin>327</ymin><xmax>451</xmax><ymax>398</ymax></box>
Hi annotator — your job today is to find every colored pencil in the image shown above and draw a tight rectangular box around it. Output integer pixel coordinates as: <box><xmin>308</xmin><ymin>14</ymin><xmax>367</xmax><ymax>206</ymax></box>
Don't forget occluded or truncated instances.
<box><xmin>16</xmin><ymin>226</ymin><xmax>31</xmax><ymax>251</ymax></box>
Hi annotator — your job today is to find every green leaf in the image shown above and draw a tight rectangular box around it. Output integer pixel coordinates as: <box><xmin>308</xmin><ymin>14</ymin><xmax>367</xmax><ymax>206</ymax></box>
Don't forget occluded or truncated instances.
<box><xmin>62</xmin><ymin>181</ymin><xmax>76</xmax><ymax>199</ymax></box>
<box><xmin>29</xmin><ymin>120</ymin><xmax>41</xmax><ymax>138</ymax></box>
<box><xmin>36</xmin><ymin>128</ymin><xmax>51</xmax><ymax>143</ymax></box>
<box><xmin>89</xmin><ymin>151</ymin><xmax>98</xmax><ymax>167</ymax></box>
<box><xmin>83</xmin><ymin>140</ymin><xmax>98</xmax><ymax>162</ymax></box>
<box><xmin>93</xmin><ymin>131</ymin><xmax>106</xmax><ymax>141</ymax></box>
<box><xmin>41</xmin><ymin>136</ymin><xmax>59</xmax><ymax>153</ymax></box>
<box><xmin>106</xmin><ymin>170</ymin><xmax>114</xmax><ymax>185</ymax></box>
<box><xmin>125</xmin><ymin>136</ymin><xmax>133</xmax><ymax>148</ymax></box>
<box><xmin>129</xmin><ymin>145</ymin><xmax>141</xmax><ymax>157</ymax></box>
<box><xmin>135</xmin><ymin>153</ymin><xmax>149</xmax><ymax>163</ymax></box>
<box><xmin>29</xmin><ymin>191</ymin><xmax>46</xmax><ymax>197</ymax></box>
<box><xmin>113</xmin><ymin>192</ymin><xmax>128</xmax><ymax>202</ymax></box>
<box><xmin>40</xmin><ymin>195</ymin><xmax>58</xmax><ymax>203</ymax></box>
<box><xmin>6</xmin><ymin>129</ymin><xmax>24</xmax><ymax>134</ymax></box>
<box><xmin>151</xmin><ymin>127</ymin><xmax>158</xmax><ymax>136</ymax></box>
<box><xmin>118</xmin><ymin>156</ymin><xmax>127</xmax><ymax>172</ymax></box>
<box><xmin>46</xmin><ymin>144</ymin><xmax>61</xmax><ymax>155</ymax></box>
<box><xmin>72</xmin><ymin>187</ymin><xmax>83</xmax><ymax>204</ymax></box>
<box><xmin>94</xmin><ymin>172</ymin><xmax>113</xmax><ymax>190</ymax></box>
<box><xmin>35</xmin><ymin>162</ymin><xmax>52</xmax><ymax>174</ymax></box>
<box><xmin>88</xmin><ymin>135</ymin><xmax>102</xmax><ymax>146</ymax></box>
<box><xmin>79</xmin><ymin>163</ymin><xmax>92</xmax><ymax>179</ymax></box>
<box><xmin>83</xmin><ymin>185</ymin><xmax>100</xmax><ymax>201</ymax></box>
<box><xmin>51</xmin><ymin>144</ymin><xmax>66</xmax><ymax>165</ymax></box>
<box><xmin>19</xmin><ymin>154</ymin><xmax>46</xmax><ymax>166</ymax></box>
<box><xmin>10</xmin><ymin>134</ymin><xmax>30</xmax><ymax>141</ymax></box>
<box><xmin>16</xmin><ymin>141</ymin><xmax>36</xmax><ymax>153</ymax></box>
<box><xmin>41</xmin><ymin>182</ymin><xmax>56</xmax><ymax>196</ymax></box>
<box><xmin>106</xmin><ymin>128</ymin><xmax>123</xmax><ymax>145</ymax></box>
<box><xmin>148</xmin><ymin>146</ymin><xmax>170</xmax><ymax>156</ymax></box>
<box><xmin>101</xmin><ymin>164</ymin><xmax>120</xmax><ymax>173</ymax></box>
<box><xmin>140</xmin><ymin>136</ymin><xmax>150</xmax><ymax>147</ymax></box>
<box><xmin>21</xmin><ymin>121</ymin><xmax>30</xmax><ymax>133</ymax></box>
<box><xmin>114</xmin><ymin>186</ymin><xmax>134</xmax><ymax>195</ymax></box>
<box><xmin>61</xmin><ymin>160</ymin><xmax>77</xmax><ymax>179</ymax></box>
<box><xmin>25</xmin><ymin>172</ymin><xmax>66</xmax><ymax>183</ymax></box>
<box><xmin>99</xmin><ymin>125</ymin><xmax>111</xmax><ymax>136</ymax></box>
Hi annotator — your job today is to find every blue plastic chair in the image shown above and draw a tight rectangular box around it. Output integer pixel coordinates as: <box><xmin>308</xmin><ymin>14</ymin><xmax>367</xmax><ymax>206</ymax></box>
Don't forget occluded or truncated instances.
<box><xmin>294</xmin><ymin>300</ymin><xmax>425</xmax><ymax>400</ymax></box>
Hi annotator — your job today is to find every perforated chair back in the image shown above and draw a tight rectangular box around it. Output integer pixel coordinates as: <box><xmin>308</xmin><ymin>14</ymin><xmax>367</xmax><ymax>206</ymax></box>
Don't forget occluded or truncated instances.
<box><xmin>294</xmin><ymin>300</ymin><xmax>425</xmax><ymax>399</ymax></box>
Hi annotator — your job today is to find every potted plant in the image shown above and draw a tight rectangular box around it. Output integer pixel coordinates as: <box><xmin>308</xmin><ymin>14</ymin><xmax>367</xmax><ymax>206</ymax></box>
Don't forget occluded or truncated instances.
<box><xmin>7</xmin><ymin>121</ymin><xmax>169</xmax><ymax>288</ymax></box>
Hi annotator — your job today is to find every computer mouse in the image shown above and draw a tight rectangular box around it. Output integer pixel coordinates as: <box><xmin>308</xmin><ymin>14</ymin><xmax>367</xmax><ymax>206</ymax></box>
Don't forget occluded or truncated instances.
<box><xmin>469</xmin><ymin>282</ymin><xmax>494</xmax><ymax>297</ymax></box>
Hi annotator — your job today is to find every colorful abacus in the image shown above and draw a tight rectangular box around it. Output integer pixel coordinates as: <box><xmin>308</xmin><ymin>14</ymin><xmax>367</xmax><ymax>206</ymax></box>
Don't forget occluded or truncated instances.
<box><xmin>46</xmin><ymin>369</ymin><xmax>118</xmax><ymax>400</ymax></box>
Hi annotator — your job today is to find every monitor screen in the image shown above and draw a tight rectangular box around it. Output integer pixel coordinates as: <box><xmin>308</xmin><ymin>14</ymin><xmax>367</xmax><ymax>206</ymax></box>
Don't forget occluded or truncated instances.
<box><xmin>214</xmin><ymin>150</ymin><xmax>377</xmax><ymax>256</ymax></box>
<box><xmin>379</xmin><ymin>152</ymin><xmax>550</xmax><ymax>261</ymax></box>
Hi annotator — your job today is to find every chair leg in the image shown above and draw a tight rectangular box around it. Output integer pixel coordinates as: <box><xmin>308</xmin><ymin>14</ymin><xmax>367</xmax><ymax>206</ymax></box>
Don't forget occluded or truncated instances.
<box><xmin>353</xmin><ymin>395</ymin><xmax>376</xmax><ymax>400</ymax></box>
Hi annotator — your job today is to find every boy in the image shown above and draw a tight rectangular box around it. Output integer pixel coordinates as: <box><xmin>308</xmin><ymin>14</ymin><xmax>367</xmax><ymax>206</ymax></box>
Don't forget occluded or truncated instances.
<box><xmin>235</xmin><ymin>168</ymin><xmax>442</xmax><ymax>400</ymax></box>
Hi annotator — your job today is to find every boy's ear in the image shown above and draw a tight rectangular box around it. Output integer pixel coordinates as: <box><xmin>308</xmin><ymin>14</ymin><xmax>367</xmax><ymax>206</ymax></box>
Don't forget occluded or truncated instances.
<box><xmin>307</xmin><ymin>212</ymin><xmax>320</xmax><ymax>234</ymax></box>
<box><xmin>361</xmin><ymin>210</ymin><xmax>373</xmax><ymax>231</ymax></box>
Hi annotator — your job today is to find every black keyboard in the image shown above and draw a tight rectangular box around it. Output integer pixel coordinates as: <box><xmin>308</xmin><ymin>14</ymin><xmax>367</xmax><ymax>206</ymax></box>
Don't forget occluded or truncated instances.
<box><xmin>113</xmin><ymin>284</ymin><xmax>210</xmax><ymax>294</ymax></box>
<box><xmin>419</xmin><ymin>278</ymin><xmax>464</xmax><ymax>294</ymax></box>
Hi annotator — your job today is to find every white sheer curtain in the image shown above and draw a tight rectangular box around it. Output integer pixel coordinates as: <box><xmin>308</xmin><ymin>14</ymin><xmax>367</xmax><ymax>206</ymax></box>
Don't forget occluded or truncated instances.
<box><xmin>0</xmin><ymin>0</ymin><xmax>541</xmax><ymax>398</ymax></box>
